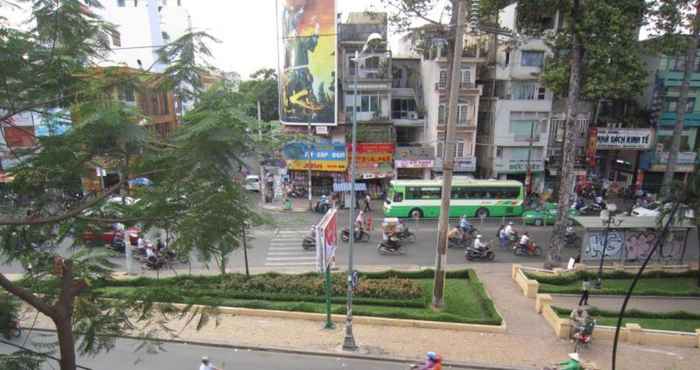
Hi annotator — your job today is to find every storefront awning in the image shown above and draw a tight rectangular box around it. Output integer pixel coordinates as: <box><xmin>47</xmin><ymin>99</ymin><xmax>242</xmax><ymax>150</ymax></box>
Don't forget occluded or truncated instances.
<box><xmin>333</xmin><ymin>182</ymin><xmax>367</xmax><ymax>192</ymax></box>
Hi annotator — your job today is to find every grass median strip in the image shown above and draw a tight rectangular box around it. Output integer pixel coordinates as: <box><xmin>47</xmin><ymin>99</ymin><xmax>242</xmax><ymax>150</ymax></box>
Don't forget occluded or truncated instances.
<box><xmin>553</xmin><ymin>306</ymin><xmax>700</xmax><ymax>333</ymax></box>
<box><xmin>87</xmin><ymin>269</ymin><xmax>502</xmax><ymax>325</ymax></box>
<box><xmin>526</xmin><ymin>270</ymin><xmax>700</xmax><ymax>297</ymax></box>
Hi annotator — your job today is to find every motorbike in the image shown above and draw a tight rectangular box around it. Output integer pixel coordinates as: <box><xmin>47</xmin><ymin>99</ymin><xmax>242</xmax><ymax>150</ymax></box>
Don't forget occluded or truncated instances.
<box><xmin>302</xmin><ymin>228</ymin><xmax>316</xmax><ymax>250</ymax></box>
<box><xmin>564</xmin><ymin>228</ymin><xmax>580</xmax><ymax>248</ymax></box>
<box><xmin>573</xmin><ymin>320</ymin><xmax>596</xmax><ymax>353</ymax></box>
<box><xmin>377</xmin><ymin>237</ymin><xmax>405</xmax><ymax>255</ymax></box>
<box><xmin>513</xmin><ymin>241</ymin><xmax>542</xmax><ymax>256</ymax></box>
<box><xmin>395</xmin><ymin>223</ymin><xmax>416</xmax><ymax>243</ymax></box>
<box><xmin>313</xmin><ymin>198</ymin><xmax>331</xmax><ymax>214</ymax></box>
<box><xmin>341</xmin><ymin>228</ymin><xmax>370</xmax><ymax>243</ymax></box>
<box><xmin>447</xmin><ymin>226</ymin><xmax>477</xmax><ymax>249</ymax></box>
<box><xmin>465</xmin><ymin>245</ymin><xmax>495</xmax><ymax>261</ymax></box>
<box><xmin>287</xmin><ymin>186</ymin><xmax>307</xmax><ymax>199</ymax></box>
<box><xmin>580</xmin><ymin>201</ymin><xmax>605</xmax><ymax>215</ymax></box>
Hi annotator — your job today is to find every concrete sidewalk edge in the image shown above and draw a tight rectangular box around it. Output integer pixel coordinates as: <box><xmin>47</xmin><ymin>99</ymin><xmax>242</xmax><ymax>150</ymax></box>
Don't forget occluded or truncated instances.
<box><xmin>550</xmin><ymin>293</ymin><xmax>700</xmax><ymax>301</ymax></box>
<box><xmin>25</xmin><ymin>328</ymin><xmax>536</xmax><ymax>370</ymax></box>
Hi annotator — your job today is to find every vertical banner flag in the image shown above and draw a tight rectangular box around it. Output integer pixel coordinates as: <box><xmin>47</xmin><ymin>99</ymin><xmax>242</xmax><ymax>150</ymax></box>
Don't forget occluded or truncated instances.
<box><xmin>279</xmin><ymin>0</ymin><xmax>337</xmax><ymax>126</ymax></box>
<box><xmin>586</xmin><ymin>127</ymin><xmax>598</xmax><ymax>168</ymax></box>
<box><xmin>315</xmin><ymin>208</ymin><xmax>337</xmax><ymax>272</ymax></box>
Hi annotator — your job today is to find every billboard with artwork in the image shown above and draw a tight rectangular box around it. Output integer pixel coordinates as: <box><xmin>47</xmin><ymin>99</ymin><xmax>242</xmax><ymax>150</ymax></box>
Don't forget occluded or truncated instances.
<box><xmin>278</xmin><ymin>0</ymin><xmax>336</xmax><ymax>126</ymax></box>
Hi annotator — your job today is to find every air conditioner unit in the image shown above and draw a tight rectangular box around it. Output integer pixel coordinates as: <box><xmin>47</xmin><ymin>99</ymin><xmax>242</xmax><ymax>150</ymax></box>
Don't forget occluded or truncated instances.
<box><xmin>408</xmin><ymin>112</ymin><xmax>418</xmax><ymax>120</ymax></box>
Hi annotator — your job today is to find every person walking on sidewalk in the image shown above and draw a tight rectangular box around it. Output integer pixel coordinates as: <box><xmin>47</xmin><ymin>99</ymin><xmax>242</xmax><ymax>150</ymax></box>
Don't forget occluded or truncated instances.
<box><xmin>578</xmin><ymin>277</ymin><xmax>591</xmax><ymax>306</ymax></box>
<box><xmin>363</xmin><ymin>193</ymin><xmax>372</xmax><ymax>212</ymax></box>
<box><xmin>199</xmin><ymin>356</ymin><xmax>221</xmax><ymax>370</ymax></box>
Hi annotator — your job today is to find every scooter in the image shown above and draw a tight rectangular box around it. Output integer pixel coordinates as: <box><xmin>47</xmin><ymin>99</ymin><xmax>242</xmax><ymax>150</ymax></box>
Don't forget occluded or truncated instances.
<box><xmin>313</xmin><ymin>197</ymin><xmax>330</xmax><ymax>213</ymax></box>
<box><xmin>513</xmin><ymin>241</ymin><xmax>542</xmax><ymax>256</ymax></box>
<box><xmin>395</xmin><ymin>223</ymin><xmax>416</xmax><ymax>243</ymax></box>
<box><xmin>447</xmin><ymin>227</ymin><xmax>477</xmax><ymax>249</ymax></box>
<box><xmin>341</xmin><ymin>228</ymin><xmax>370</xmax><ymax>243</ymax></box>
<box><xmin>564</xmin><ymin>227</ymin><xmax>580</xmax><ymax>248</ymax></box>
<box><xmin>377</xmin><ymin>237</ymin><xmax>405</xmax><ymax>255</ymax></box>
<box><xmin>465</xmin><ymin>245</ymin><xmax>495</xmax><ymax>261</ymax></box>
<box><xmin>573</xmin><ymin>320</ymin><xmax>596</xmax><ymax>353</ymax></box>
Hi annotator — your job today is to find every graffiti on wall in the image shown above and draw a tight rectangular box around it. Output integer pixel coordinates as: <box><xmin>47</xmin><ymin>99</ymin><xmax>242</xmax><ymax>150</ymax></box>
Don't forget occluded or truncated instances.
<box><xmin>658</xmin><ymin>231</ymin><xmax>686</xmax><ymax>262</ymax></box>
<box><xmin>624</xmin><ymin>231</ymin><xmax>657</xmax><ymax>262</ymax></box>
<box><xmin>583</xmin><ymin>231</ymin><xmax>624</xmax><ymax>260</ymax></box>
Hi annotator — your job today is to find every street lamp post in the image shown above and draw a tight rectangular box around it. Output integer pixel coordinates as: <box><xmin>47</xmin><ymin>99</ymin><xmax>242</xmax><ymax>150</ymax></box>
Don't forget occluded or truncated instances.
<box><xmin>596</xmin><ymin>203</ymin><xmax>620</xmax><ymax>289</ymax></box>
<box><xmin>343</xmin><ymin>33</ymin><xmax>383</xmax><ymax>352</ymax></box>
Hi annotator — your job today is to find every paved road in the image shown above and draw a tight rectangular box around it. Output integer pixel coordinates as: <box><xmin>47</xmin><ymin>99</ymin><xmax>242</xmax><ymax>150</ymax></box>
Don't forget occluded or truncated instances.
<box><xmin>0</xmin><ymin>334</ymin><xmax>482</xmax><ymax>370</ymax></box>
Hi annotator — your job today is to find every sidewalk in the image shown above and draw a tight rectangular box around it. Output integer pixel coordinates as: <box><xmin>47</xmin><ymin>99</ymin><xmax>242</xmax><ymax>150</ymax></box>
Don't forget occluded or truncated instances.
<box><xmin>16</xmin><ymin>263</ymin><xmax>700</xmax><ymax>370</ymax></box>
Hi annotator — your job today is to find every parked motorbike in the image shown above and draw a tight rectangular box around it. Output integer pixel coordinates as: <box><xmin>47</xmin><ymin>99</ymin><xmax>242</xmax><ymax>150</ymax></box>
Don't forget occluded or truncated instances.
<box><xmin>395</xmin><ymin>223</ymin><xmax>416</xmax><ymax>243</ymax></box>
<box><xmin>287</xmin><ymin>186</ymin><xmax>307</xmax><ymax>199</ymax></box>
<box><xmin>564</xmin><ymin>227</ymin><xmax>580</xmax><ymax>248</ymax></box>
<box><xmin>513</xmin><ymin>241</ymin><xmax>542</xmax><ymax>257</ymax></box>
<box><xmin>377</xmin><ymin>237</ymin><xmax>405</xmax><ymax>255</ymax></box>
<box><xmin>465</xmin><ymin>245</ymin><xmax>495</xmax><ymax>261</ymax></box>
<box><xmin>341</xmin><ymin>228</ymin><xmax>370</xmax><ymax>243</ymax></box>
<box><xmin>142</xmin><ymin>255</ymin><xmax>165</xmax><ymax>270</ymax></box>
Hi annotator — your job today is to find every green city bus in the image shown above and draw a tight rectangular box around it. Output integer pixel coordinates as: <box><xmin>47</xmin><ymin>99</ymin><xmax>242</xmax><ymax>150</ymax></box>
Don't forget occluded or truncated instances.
<box><xmin>383</xmin><ymin>179</ymin><xmax>525</xmax><ymax>219</ymax></box>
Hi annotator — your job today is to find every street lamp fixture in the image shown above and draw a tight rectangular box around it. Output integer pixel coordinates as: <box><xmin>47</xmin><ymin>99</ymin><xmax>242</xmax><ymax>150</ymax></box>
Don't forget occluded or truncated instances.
<box><xmin>596</xmin><ymin>203</ymin><xmax>622</xmax><ymax>289</ymax></box>
<box><xmin>343</xmin><ymin>32</ymin><xmax>384</xmax><ymax>352</ymax></box>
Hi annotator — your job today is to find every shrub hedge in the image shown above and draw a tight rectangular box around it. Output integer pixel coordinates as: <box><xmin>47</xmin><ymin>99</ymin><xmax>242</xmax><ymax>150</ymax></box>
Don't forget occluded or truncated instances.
<box><xmin>552</xmin><ymin>306</ymin><xmax>700</xmax><ymax>320</ymax></box>
<box><xmin>525</xmin><ymin>270</ymin><xmax>699</xmax><ymax>286</ymax></box>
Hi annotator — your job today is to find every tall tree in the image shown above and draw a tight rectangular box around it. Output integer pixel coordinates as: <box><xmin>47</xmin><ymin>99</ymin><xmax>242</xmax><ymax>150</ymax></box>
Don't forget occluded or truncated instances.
<box><xmin>239</xmin><ymin>68</ymin><xmax>279</xmax><ymax>123</ymax></box>
<box><xmin>648</xmin><ymin>1</ymin><xmax>700</xmax><ymax>197</ymax></box>
<box><xmin>0</xmin><ymin>2</ymin><xmax>262</xmax><ymax>369</ymax></box>
<box><xmin>513</xmin><ymin>0</ymin><xmax>648</xmax><ymax>265</ymax></box>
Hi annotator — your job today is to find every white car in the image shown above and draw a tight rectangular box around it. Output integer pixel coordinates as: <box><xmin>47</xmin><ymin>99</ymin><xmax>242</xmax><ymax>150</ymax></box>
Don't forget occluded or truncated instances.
<box><xmin>244</xmin><ymin>175</ymin><xmax>260</xmax><ymax>192</ymax></box>
<box><xmin>631</xmin><ymin>202</ymin><xmax>695</xmax><ymax>219</ymax></box>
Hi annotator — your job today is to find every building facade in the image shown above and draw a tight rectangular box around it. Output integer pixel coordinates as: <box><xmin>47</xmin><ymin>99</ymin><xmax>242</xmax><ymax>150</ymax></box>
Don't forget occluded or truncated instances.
<box><xmin>637</xmin><ymin>49</ymin><xmax>700</xmax><ymax>191</ymax></box>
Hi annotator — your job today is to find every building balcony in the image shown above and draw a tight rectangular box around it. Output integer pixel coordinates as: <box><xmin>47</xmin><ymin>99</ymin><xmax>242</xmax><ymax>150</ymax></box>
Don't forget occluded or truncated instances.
<box><xmin>494</xmin><ymin>157</ymin><xmax>545</xmax><ymax>173</ymax></box>
<box><xmin>392</xmin><ymin>111</ymin><xmax>425</xmax><ymax>127</ymax></box>
<box><xmin>437</xmin><ymin>120</ymin><xmax>477</xmax><ymax>129</ymax></box>
<box><xmin>434</xmin><ymin>82</ymin><xmax>480</xmax><ymax>95</ymax></box>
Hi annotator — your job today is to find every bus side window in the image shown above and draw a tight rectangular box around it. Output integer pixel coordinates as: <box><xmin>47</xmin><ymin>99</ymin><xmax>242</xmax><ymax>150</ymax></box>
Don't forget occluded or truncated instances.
<box><xmin>394</xmin><ymin>192</ymin><xmax>403</xmax><ymax>202</ymax></box>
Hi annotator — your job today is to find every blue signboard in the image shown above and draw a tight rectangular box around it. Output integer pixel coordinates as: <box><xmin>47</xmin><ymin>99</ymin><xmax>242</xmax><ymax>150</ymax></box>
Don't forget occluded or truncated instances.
<box><xmin>36</xmin><ymin>109</ymin><xmax>71</xmax><ymax>137</ymax></box>
<box><xmin>282</xmin><ymin>142</ymin><xmax>346</xmax><ymax>161</ymax></box>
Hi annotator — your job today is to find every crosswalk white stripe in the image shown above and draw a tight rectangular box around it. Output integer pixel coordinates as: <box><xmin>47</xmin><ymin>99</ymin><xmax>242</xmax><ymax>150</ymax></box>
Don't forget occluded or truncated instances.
<box><xmin>276</xmin><ymin>230</ymin><xmax>308</xmax><ymax>233</ymax></box>
<box><xmin>267</xmin><ymin>251</ymin><xmax>313</xmax><ymax>256</ymax></box>
<box><xmin>264</xmin><ymin>262</ymin><xmax>317</xmax><ymax>266</ymax></box>
<box><xmin>265</xmin><ymin>256</ymin><xmax>316</xmax><ymax>261</ymax></box>
<box><xmin>270</xmin><ymin>242</ymin><xmax>300</xmax><ymax>246</ymax></box>
<box><xmin>268</xmin><ymin>246</ymin><xmax>300</xmax><ymax>251</ymax></box>
<box><xmin>272</xmin><ymin>237</ymin><xmax>303</xmax><ymax>241</ymax></box>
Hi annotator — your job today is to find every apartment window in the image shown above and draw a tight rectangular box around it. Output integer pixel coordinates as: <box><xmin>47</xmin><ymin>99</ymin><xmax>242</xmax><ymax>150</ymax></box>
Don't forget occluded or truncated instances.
<box><xmin>511</xmin><ymin>81</ymin><xmax>539</xmax><ymax>100</ymax></box>
<box><xmin>657</xmin><ymin>133</ymin><xmax>691</xmax><ymax>151</ymax></box>
<box><xmin>460</xmin><ymin>69</ymin><xmax>471</xmax><ymax>85</ymax></box>
<box><xmin>364</xmin><ymin>56</ymin><xmax>380</xmax><ymax>69</ymax></box>
<box><xmin>509</xmin><ymin>147</ymin><xmax>531</xmax><ymax>160</ymax></box>
<box><xmin>361</xmin><ymin>95</ymin><xmax>379</xmax><ymax>112</ymax></box>
<box><xmin>348</xmin><ymin>54</ymin><xmax>357</xmax><ymax>75</ymax></box>
<box><xmin>438</xmin><ymin>69</ymin><xmax>448</xmax><ymax>88</ymax></box>
<box><xmin>118</xmin><ymin>85</ymin><xmax>135</xmax><ymax>102</ymax></box>
<box><xmin>111</xmin><ymin>30</ymin><xmax>121</xmax><ymax>47</ymax></box>
<box><xmin>118</xmin><ymin>0</ymin><xmax>126</xmax><ymax>6</ymax></box>
<box><xmin>664</xmin><ymin>97</ymin><xmax>695</xmax><ymax>113</ymax></box>
<box><xmin>438</xmin><ymin>104</ymin><xmax>447</xmax><ymax>124</ymax></box>
<box><xmin>521</xmin><ymin>50</ymin><xmax>545</xmax><ymax>67</ymax></box>
<box><xmin>391</xmin><ymin>99</ymin><xmax>417</xmax><ymax>119</ymax></box>
<box><xmin>496</xmin><ymin>146</ymin><xmax>503</xmax><ymax>158</ymax></box>
<box><xmin>457</xmin><ymin>104</ymin><xmax>470</xmax><ymax>126</ymax></box>
<box><xmin>537</xmin><ymin>87</ymin><xmax>546</xmax><ymax>100</ymax></box>
<box><xmin>436</xmin><ymin>142</ymin><xmax>444</xmax><ymax>159</ymax></box>
<box><xmin>511</xmin><ymin>120</ymin><xmax>538</xmax><ymax>139</ymax></box>
<box><xmin>456</xmin><ymin>140</ymin><xmax>465</xmax><ymax>158</ymax></box>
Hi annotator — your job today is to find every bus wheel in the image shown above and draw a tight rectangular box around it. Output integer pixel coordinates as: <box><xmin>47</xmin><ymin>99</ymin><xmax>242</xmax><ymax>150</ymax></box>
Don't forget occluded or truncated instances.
<box><xmin>409</xmin><ymin>208</ymin><xmax>423</xmax><ymax>219</ymax></box>
<box><xmin>475</xmin><ymin>208</ymin><xmax>489</xmax><ymax>219</ymax></box>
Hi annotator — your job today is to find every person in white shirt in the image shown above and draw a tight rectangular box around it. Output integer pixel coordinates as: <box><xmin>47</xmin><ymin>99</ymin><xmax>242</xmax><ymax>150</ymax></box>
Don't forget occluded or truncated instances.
<box><xmin>519</xmin><ymin>232</ymin><xmax>530</xmax><ymax>248</ymax></box>
<box><xmin>472</xmin><ymin>234</ymin><xmax>487</xmax><ymax>252</ymax></box>
<box><xmin>504</xmin><ymin>222</ymin><xmax>515</xmax><ymax>240</ymax></box>
<box><xmin>199</xmin><ymin>356</ymin><xmax>221</xmax><ymax>370</ymax></box>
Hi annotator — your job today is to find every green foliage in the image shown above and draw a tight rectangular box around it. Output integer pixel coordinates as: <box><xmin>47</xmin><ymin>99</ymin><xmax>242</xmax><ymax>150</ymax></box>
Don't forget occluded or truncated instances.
<box><xmin>238</xmin><ymin>68</ymin><xmax>279</xmax><ymax>122</ymax></box>
<box><xmin>157</xmin><ymin>31</ymin><xmax>220</xmax><ymax>101</ymax></box>
<box><xmin>0</xmin><ymin>351</ymin><xmax>44</xmax><ymax>370</ymax></box>
<box><xmin>0</xmin><ymin>291</ymin><xmax>20</xmax><ymax>337</ymax></box>
<box><xmin>521</xmin><ymin>0</ymin><xmax>648</xmax><ymax>101</ymax></box>
<box><xmin>553</xmin><ymin>306</ymin><xmax>700</xmax><ymax>332</ymax></box>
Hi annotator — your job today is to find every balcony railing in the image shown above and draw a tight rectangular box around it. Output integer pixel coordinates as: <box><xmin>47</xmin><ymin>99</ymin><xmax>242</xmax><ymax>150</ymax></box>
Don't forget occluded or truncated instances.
<box><xmin>435</xmin><ymin>81</ymin><xmax>476</xmax><ymax>90</ymax></box>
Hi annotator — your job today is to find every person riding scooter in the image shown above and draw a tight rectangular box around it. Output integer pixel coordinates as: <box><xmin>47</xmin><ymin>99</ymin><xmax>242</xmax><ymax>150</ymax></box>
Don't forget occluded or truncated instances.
<box><xmin>458</xmin><ymin>215</ymin><xmax>474</xmax><ymax>241</ymax></box>
<box><xmin>381</xmin><ymin>225</ymin><xmax>401</xmax><ymax>251</ymax></box>
<box><xmin>518</xmin><ymin>232</ymin><xmax>531</xmax><ymax>251</ymax></box>
<box><xmin>504</xmin><ymin>221</ymin><xmax>516</xmax><ymax>242</ymax></box>
<box><xmin>472</xmin><ymin>234</ymin><xmax>488</xmax><ymax>254</ymax></box>
<box><xmin>411</xmin><ymin>352</ymin><xmax>442</xmax><ymax>370</ymax></box>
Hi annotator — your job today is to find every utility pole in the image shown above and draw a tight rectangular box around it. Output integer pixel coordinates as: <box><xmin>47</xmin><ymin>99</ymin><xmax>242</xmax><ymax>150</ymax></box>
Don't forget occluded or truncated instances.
<box><xmin>307</xmin><ymin>122</ymin><xmax>313</xmax><ymax>210</ymax></box>
<box><xmin>242</xmin><ymin>223</ymin><xmax>250</xmax><ymax>278</ymax></box>
<box><xmin>432</xmin><ymin>0</ymin><xmax>465</xmax><ymax>308</ymax></box>
<box><xmin>526</xmin><ymin>120</ymin><xmax>536</xmax><ymax>195</ymax></box>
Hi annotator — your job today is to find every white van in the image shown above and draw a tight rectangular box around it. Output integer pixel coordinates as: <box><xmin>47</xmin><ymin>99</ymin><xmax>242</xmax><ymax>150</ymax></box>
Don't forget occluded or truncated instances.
<box><xmin>244</xmin><ymin>175</ymin><xmax>261</xmax><ymax>191</ymax></box>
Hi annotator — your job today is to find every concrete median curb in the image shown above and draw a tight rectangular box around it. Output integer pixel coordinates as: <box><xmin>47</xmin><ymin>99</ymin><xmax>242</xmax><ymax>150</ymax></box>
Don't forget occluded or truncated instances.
<box><xmin>25</xmin><ymin>328</ymin><xmax>534</xmax><ymax>370</ymax></box>
<box><xmin>170</xmin><ymin>303</ymin><xmax>507</xmax><ymax>333</ymax></box>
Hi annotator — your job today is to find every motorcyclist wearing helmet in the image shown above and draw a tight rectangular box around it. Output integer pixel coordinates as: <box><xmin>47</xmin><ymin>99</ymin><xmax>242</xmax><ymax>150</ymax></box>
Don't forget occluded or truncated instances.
<box><xmin>458</xmin><ymin>215</ymin><xmax>473</xmax><ymax>240</ymax></box>
<box><xmin>472</xmin><ymin>234</ymin><xmax>488</xmax><ymax>253</ymax></box>
<box><xmin>412</xmin><ymin>352</ymin><xmax>442</xmax><ymax>370</ymax></box>
<box><xmin>504</xmin><ymin>221</ymin><xmax>516</xmax><ymax>241</ymax></box>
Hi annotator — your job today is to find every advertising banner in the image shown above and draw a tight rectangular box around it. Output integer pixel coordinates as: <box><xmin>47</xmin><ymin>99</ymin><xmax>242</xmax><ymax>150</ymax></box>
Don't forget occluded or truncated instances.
<box><xmin>283</xmin><ymin>142</ymin><xmax>347</xmax><ymax>171</ymax></box>
<box><xmin>315</xmin><ymin>208</ymin><xmax>337</xmax><ymax>272</ymax></box>
<box><xmin>279</xmin><ymin>0</ymin><xmax>336</xmax><ymax>126</ymax></box>
<box><xmin>347</xmin><ymin>143</ymin><xmax>394</xmax><ymax>178</ymax></box>
<box><xmin>586</xmin><ymin>127</ymin><xmax>598</xmax><ymax>167</ymax></box>
<box><xmin>596</xmin><ymin>128</ymin><xmax>654</xmax><ymax>150</ymax></box>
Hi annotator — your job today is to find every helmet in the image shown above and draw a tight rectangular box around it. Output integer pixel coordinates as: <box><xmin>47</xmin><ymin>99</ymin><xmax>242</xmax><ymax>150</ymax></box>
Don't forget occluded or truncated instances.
<box><xmin>201</xmin><ymin>356</ymin><xmax>209</xmax><ymax>364</ymax></box>
<box><xmin>508</xmin><ymin>221</ymin><xmax>513</xmax><ymax>225</ymax></box>
<box><xmin>426</xmin><ymin>352</ymin><xmax>437</xmax><ymax>361</ymax></box>
<box><xmin>476</xmin><ymin>234</ymin><xmax>482</xmax><ymax>239</ymax></box>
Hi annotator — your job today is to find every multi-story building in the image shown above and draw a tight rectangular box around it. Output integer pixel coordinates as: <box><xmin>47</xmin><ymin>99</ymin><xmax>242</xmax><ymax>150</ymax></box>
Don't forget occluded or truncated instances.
<box><xmin>421</xmin><ymin>39</ymin><xmax>484</xmax><ymax>177</ymax></box>
<box><xmin>476</xmin><ymin>3</ymin><xmax>553</xmax><ymax>193</ymax></box>
<box><xmin>637</xmin><ymin>42</ymin><xmax>700</xmax><ymax>191</ymax></box>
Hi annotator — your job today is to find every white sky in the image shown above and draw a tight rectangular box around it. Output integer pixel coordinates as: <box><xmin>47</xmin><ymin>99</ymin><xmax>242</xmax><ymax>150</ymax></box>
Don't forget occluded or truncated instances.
<box><xmin>186</xmin><ymin>0</ymin><xmax>386</xmax><ymax>79</ymax></box>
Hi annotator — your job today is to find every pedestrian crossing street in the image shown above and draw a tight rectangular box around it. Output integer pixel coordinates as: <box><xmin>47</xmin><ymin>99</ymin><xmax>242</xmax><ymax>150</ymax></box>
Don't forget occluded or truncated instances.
<box><xmin>265</xmin><ymin>228</ymin><xmax>317</xmax><ymax>268</ymax></box>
